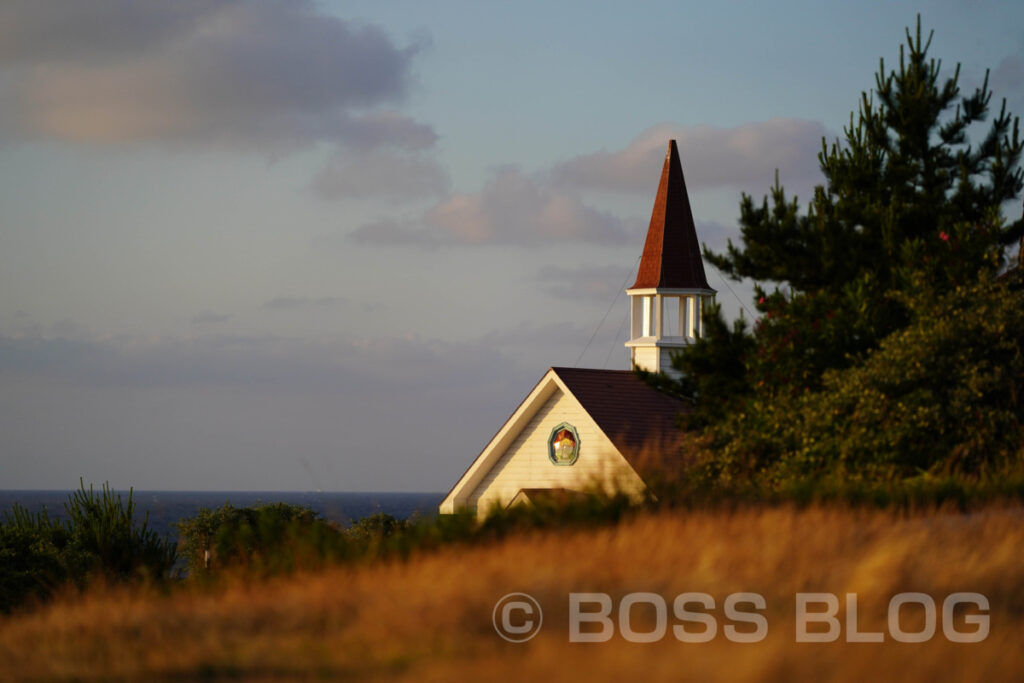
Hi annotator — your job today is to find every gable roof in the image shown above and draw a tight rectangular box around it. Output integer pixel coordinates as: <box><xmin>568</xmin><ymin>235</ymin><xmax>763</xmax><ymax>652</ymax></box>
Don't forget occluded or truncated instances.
<box><xmin>630</xmin><ymin>139</ymin><xmax>711</xmax><ymax>290</ymax></box>
<box><xmin>439</xmin><ymin>367</ymin><xmax>687</xmax><ymax>512</ymax></box>
<box><xmin>550</xmin><ymin>367</ymin><xmax>687</xmax><ymax>469</ymax></box>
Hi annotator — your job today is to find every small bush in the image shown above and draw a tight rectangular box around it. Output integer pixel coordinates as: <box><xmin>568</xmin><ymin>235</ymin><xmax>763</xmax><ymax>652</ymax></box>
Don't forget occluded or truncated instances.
<box><xmin>478</xmin><ymin>490</ymin><xmax>636</xmax><ymax>536</ymax></box>
<box><xmin>62</xmin><ymin>481</ymin><xmax>177</xmax><ymax>581</ymax></box>
<box><xmin>177</xmin><ymin>503</ymin><xmax>353</xmax><ymax>576</ymax></box>
<box><xmin>0</xmin><ymin>481</ymin><xmax>177</xmax><ymax>613</ymax></box>
<box><xmin>0</xmin><ymin>506</ymin><xmax>67</xmax><ymax>612</ymax></box>
<box><xmin>175</xmin><ymin>492</ymin><xmax>639</xmax><ymax>579</ymax></box>
<box><xmin>345</xmin><ymin>511</ymin><xmax>408</xmax><ymax>542</ymax></box>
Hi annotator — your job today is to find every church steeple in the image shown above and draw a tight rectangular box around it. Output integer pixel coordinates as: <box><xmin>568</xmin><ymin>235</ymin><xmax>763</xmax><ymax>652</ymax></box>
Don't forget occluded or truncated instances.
<box><xmin>632</xmin><ymin>140</ymin><xmax>710</xmax><ymax>290</ymax></box>
<box><xmin>625</xmin><ymin>140</ymin><xmax>715</xmax><ymax>378</ymax></box>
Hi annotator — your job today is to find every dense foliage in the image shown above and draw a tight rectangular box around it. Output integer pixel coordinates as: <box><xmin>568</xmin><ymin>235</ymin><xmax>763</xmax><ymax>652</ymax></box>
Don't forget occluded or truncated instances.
<box><xmin>680</xmin><ymin>276</ymin><xmax>1024</xmax><ymax>489</ymax></box>
<box><xmin>660</xmin><ymin>18</ymin><xmax>1024</xmax><ymax>491</ymax></box>
<box><xmin>175</xmin><ymin>493</ymin><xmax>635</xmax><ymax>578</ymax></box>
<box><xmin>176</xmin><ymin>502</ymin><xmax>356</xmax><ymax>575</ymax></box>
<box><xmin>0</xmin><ymin>481</ymin><xmax>176</xmax><ymax>613</ymax></box>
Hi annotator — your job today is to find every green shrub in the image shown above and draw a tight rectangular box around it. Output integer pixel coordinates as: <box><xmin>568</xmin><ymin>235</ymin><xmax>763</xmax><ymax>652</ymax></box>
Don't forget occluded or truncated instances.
<box><xmin>61</xmin><ymin>481</ymin><xmax>177</xmax><ymax>581</ymax></box>
<box><xmin>672</xmin><ymin>276</ymin><xmax>1024</xmax><ymax>498</ymax></box>
<box><xmin>345</xmin><ymin>511</ymin><xmax>408</xmax><ymax>542</ymax></box>
<box><xmin>0</xmin><ymin>506</ymin><xmax>67</xmax><ymax>612</ymax></box>
<box><xmin>0</xmin><ymin>481</ymin><xmax>177</xmax><ymax>613</ymax></box>
<box><xmin>478</xmin><ymin>490</ymin><xmax>635</xmax><ymax>537</ymax></box>
<box><xmin>176</xmin><ymin>503</ymin><xmax>353</xmax><ymax>576</ymax></box>
<box><xmin>174</xmin><ymin>493</ymin><xmax>639</xmax><ymax>579</ymax></box>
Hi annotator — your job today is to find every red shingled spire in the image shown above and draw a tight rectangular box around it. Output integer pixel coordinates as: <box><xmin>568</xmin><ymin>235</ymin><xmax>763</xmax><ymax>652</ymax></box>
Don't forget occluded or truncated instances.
<box><xmin>630</xmin><ymin>140</ymin><xmax>710</xmax><ymax>290</ymax></box>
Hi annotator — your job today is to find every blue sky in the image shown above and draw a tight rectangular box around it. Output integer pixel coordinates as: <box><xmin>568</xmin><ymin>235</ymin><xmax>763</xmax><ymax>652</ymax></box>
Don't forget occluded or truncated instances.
<box><xmin>1</xmin><ymin>1</ymin><xmax>1022</xmax><ymax>491</ymax></box>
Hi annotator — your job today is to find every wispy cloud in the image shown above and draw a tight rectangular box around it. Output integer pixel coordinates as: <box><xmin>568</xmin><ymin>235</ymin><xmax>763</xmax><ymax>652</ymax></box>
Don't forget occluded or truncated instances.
<box><xmin>992</xmin><ymin>49</ymin><xmax>1024</xmax><ymax>114</ymax></box>
<box><xmin>191</xmin><ymin>311</ymin><xmax>232</xmax><ymax>325</ymax></box>
<box><xmin>347</xmin><ymin>218</ymin><xmax>442</xmax><ymax>248</ymax></box>
<box><xmin>0</xmin><ymin>329</ymin><xmax>515</xmax><ymax>394</ymax></box>
<box><xmin>347</xmin><ymin>119</ymin><xmax>826</xmax><ymax>249</ymax></box>
<box><xmin>551</xmin><ymin>119</ymin><xmax>828</xmax><ymax>193</ymax></box>
<box><xmin>353</xmin><ymin>165</ymin><xmax>642</xmax><ymax>247</ymax></box>
<box><xmin>537</xmin><ymin>264</ymin><xmax>634</xmax><ymax>302</ymax></box>
<box><xmin>262</xmin><ymin>296</ymin><xmax>349</xmax><ymax>312</ymax></box>
<box><xmin>696</xmin><ymin>219</ymin><xmax>742</xmax><ymax>256</ymax></box>
<box><xmin>311</xmin><ymin>150</ymin><xmax>449</xmax><ymax>201</ymax></box>
<box><xmin>0</xmin><ymin>329</ymin><xmax>531</xmax><ymax>490</ymax></box>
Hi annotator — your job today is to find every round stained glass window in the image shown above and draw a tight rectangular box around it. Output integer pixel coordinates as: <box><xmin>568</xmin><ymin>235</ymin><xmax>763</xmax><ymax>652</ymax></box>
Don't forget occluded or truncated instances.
<box><xmin>548</xmin><ymin>422</ymin><xmax>580</xmax><ymax>466</ymax></box>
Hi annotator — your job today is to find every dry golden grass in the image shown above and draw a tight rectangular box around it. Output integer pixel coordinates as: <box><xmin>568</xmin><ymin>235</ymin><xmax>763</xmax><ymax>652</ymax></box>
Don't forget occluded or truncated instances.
<box><xmin>2</xmin><ymin>504</ymin><xmax>1023</xmax><ymax>681</ymax></box>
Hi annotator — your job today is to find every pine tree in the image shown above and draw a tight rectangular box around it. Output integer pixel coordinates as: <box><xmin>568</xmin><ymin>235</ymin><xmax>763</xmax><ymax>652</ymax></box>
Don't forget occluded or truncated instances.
<box><xmin>691</xmin><ymin>17</ymin><xmax>1023</xmax><ymax>404</ymax></box>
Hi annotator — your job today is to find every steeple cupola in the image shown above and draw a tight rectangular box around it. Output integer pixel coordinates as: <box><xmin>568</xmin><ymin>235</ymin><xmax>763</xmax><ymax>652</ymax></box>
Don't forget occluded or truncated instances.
<box><xmin>625</xmin><ymin>140</ymin><xmax>715</xmax><ymax>378</ymax></box>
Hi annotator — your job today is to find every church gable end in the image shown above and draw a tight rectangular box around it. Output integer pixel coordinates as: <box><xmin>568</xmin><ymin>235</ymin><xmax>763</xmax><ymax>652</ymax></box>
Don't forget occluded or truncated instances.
<box><xmin>466</xmin><ymin>380</ymin><xmax>642</xmax><ymax>514</ymax></box>
<box><xmin>440</xmin><ymin>369</ymin><xmax>647</xmax><ymax>515</ymax></box>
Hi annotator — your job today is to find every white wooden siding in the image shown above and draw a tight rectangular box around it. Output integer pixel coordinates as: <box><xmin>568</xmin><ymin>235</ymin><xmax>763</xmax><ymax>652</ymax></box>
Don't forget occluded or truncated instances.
<box><xmin>467</xmin><ymin>387</ymin><xmax>645</xmax><ymax>515</ymax></box>
<box><xmin>631</xmin><ymin>345</ymin><xmax>683</xmax><ymax>377</ymax></box>
<box><xmin>632</xmin><ymin>345</ymin><xmax>660</xmax><ymax>373</ymax></box>
<box><xmin>659</xmin><ymin>347</ymin><xmax>677</xmax><ymax>374</ymax></box>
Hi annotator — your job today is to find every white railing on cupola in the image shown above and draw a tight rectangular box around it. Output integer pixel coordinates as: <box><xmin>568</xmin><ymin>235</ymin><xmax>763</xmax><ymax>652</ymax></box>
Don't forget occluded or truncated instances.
<box><xmin>625</xmin><ymin>287</ymin><xmax>715</xmax><ymax>378</ymax></box>
<box><xmin>629</xmin><ymin>290</ymin><xmax>710</xmax><ymax>342</ymax></box>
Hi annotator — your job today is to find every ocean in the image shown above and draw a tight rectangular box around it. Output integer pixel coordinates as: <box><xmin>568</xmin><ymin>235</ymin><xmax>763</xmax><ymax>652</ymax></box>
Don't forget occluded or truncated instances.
<box><xmin>0</xmin><ymin>490</ymin><xmax>445</xmax><ymax>542</ymax></box>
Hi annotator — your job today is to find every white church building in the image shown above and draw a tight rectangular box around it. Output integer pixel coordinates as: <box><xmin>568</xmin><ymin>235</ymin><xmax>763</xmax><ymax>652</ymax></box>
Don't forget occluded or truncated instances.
<box><xmin>440</xmin><ymin>141</ymin><xmax>715</xmax><ymax>515</ymax></box>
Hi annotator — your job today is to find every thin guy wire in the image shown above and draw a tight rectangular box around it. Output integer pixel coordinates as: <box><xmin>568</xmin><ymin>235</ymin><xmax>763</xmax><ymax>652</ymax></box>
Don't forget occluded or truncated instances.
<box><xmin>574</xmin><ymin>254</ymin><xmax>641</xmax><ymax>367</ymax></box>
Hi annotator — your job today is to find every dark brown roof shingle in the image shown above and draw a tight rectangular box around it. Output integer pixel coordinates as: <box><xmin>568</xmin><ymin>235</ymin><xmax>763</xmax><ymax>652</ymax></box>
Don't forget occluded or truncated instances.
<box><xmin>630</xmin><ymin>139</ymin><xmax>711</xmax><ymax>290</ymax></box>
<box><xmin>552</xmin><ymin>367</ymin><xmax>686</xmax><ymax>470</ymax></box>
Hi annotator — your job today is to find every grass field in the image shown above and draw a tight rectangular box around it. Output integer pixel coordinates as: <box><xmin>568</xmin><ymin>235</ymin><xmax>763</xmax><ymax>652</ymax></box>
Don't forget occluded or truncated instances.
<box><xmin>1</xmin><ymin>504</ymin><xmax>1022</xmax><ymax>681</ymax></box>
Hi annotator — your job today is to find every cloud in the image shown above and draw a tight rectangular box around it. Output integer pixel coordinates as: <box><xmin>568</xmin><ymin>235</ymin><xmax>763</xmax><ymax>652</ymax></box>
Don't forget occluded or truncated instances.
<box><xmin>312</xmin><ymin>150</ymin><xmax>449</xmax><ymax>201</ymax></box>
<box><xmin>0</xmin><ymin>331</ymin><xmax>497</xmax><ymax>391</ymax></box>
<box><xmin>696</xmin><ymin>219</ymin><xmax>742</xmax><ymax>255</ymax></box>
<box><xmin>0</xmin><ymin>0</ymin><xmax>432</xmax><ymax>154</ymax></box>
<box><xmin>353</xmin><ymin>166</ymin><xmax>641</xmax><ymax>247</ymax></box>
<box><xmin>262</xmin><ymin>296</ymin><xmax>348</xmax><ymax>311</ymax></box>
<box><xmin>481</xmin><ymin>320</ymin><xmax>602</xmax><ymax>349</ymax></box>
<box><xmin>347</xmin><ymin>120</ymin><xmax>829</xmax><ymax>249</ymax></box>
<box><xmin>551</xmin><ymin>119</ymin><xmax>828</xmax><ymax>193</ymax></box>
<box><xmin>191</xmin><ymin>311</ymin><xmax>232</xmax><ymax>325</ymax></box>
<box><xmin>348</xmin><ymin>218</ymin><xmax>442</xmax><ymax>248</ymax></box>
<box><xmin>993</xmin><ymin>54</ymin><xmax>1024</xmax><ymax>91</ymax></box>
<box><xmin>0</xmin><ymin>1</ymin><xmax>225</xmax><ymax>65</ymax></box>
<box><xmin>537</xmin><ymin>264</ymin><xmax>634</xmax><ymax>303</ymax></box>
<box><xmin>0</xmin><ymin>330</ymin><xmax>533</xmax><ymax>490</ymax></box>
<box><xmin>330</xmin><ymin>111</ymin><xmax>437</xmax><ymax>153</ymax></box>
